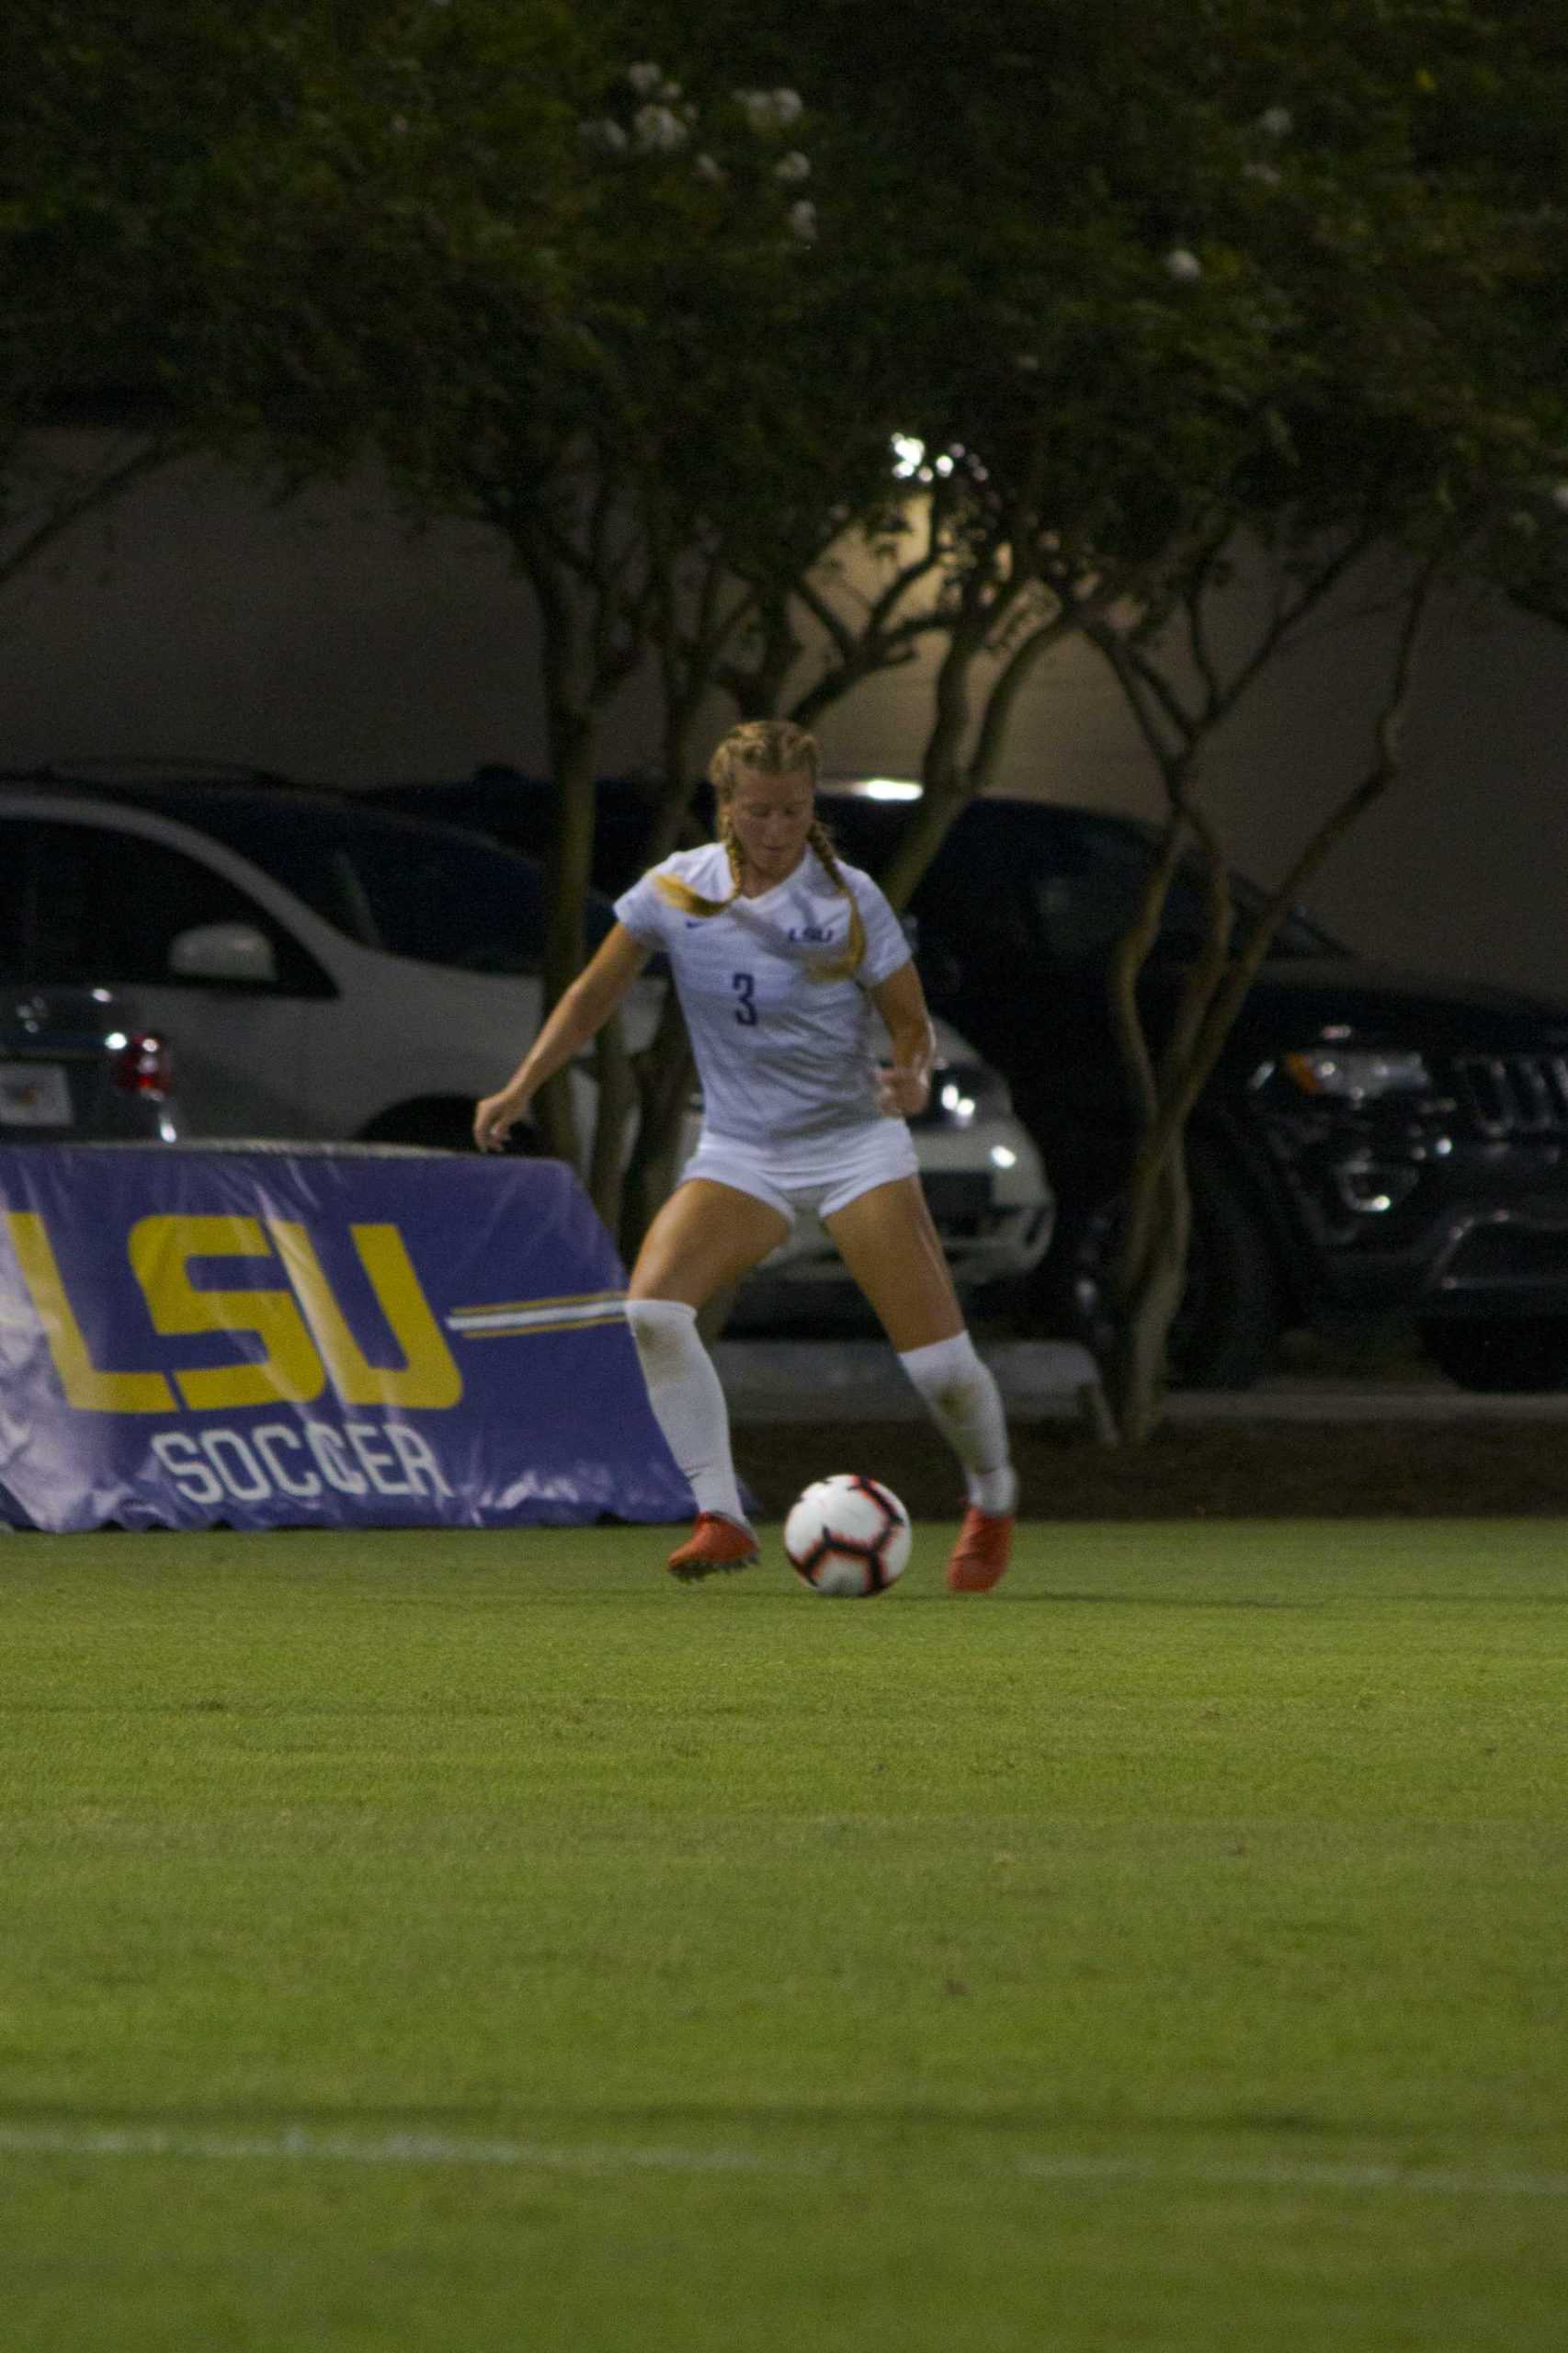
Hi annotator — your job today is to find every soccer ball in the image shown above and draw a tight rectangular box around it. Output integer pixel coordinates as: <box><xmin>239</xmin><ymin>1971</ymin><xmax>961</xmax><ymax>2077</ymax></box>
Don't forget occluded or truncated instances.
<box><xmin>783</xmin><ymin>1473</ymin><xmax>912</xmax><ymax>1597</ymax></box>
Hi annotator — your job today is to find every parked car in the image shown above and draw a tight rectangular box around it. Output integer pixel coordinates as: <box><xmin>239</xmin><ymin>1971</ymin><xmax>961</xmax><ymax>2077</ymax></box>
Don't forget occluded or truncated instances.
<box><xmin>366</xmin><ymin>765</ymin><xmax>1568</xmax><ymax>1391</ymax></box>
<box><xmin>0</xmin><ymin>766</ymin><xmax>1051</xmax><ymax>1314</ymax></box>
<box><xmin>0</xmin><ymin>983</ymin><xmax>180</xmax><ymax>1143</ymax></box>
<box><xmin>0</xmin><ymin>766</ymin><xmax>618</xmax><ymax>1152</ymax></box>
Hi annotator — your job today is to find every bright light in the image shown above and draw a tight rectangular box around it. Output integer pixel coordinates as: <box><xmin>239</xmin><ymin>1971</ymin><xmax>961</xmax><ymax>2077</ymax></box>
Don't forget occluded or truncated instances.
<box><xmin>990</xmin><ymin>1145</ymin><xmax>1017</xmax><ymax>1169</ymax></box>
<box><xmin>1284</xmin><ymin>1047</ymin><xmax>1431</xmax><ymax>1101</ymax></box>
<box><xmin>855</xmin><ymin>777</ymin><xmax>923</xmax><ymax>801</ymax></box>
<box><xmin>103</xmin><ymin>1031</ymin><xmax>128</xmax><ymax>1051</ymax></box>
<box><xmin>891</xmin><ymin>433</ymin><xmax>926</xmax><ymax>479</ymax></box>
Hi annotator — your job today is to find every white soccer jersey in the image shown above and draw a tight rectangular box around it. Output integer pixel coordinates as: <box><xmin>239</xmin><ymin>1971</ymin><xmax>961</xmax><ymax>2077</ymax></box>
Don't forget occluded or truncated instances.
<box><xmin>613</xmin><ymin>842</ymin><xmax>913</xmax><ymax>1146</ymax></box>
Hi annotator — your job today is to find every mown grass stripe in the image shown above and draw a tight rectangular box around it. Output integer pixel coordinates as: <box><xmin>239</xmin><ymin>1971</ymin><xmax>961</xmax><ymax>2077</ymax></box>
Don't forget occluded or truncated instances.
<box><xmin>4</xmin><ymin>2121</ymin><xmax>1567</xmax><ymax>2200</ymax></box>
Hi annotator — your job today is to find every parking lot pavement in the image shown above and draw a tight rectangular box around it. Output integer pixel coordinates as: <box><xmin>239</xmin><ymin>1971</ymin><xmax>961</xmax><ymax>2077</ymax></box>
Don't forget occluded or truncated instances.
<box><xmin>1163</xmin><ymin>1376</ymin><xmax>1568</xmax><ymax>1422</ymax></box>
<box><xmin>716</xmin><ymin>1340</ymin><xmax>1568</xmax><ymax>1426</ymax></box>
<box><xmin>715</xmin><ymin>1339</ymin><xmax>1105</xmax><ymax>1430</ymax></box>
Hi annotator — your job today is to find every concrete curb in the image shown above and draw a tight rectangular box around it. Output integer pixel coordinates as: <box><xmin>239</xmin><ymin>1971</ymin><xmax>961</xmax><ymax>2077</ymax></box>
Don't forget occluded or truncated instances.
<box><xmin>715</xmin><ymin>1340</ymin><xmax>1568</xmax><ymax>1426</ymax></box>
<box><xmin>713</xmin><ymin>1340</ymin><xmax>1108</xmax><ymax>1437</ymax></box>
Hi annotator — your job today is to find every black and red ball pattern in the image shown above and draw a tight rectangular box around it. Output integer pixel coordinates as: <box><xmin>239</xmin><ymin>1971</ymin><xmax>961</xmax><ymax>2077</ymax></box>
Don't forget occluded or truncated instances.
<box><xmin>784</xmin><ymin>1473</ymin><xmax>912</xmax><ymax>1597</ymax></box>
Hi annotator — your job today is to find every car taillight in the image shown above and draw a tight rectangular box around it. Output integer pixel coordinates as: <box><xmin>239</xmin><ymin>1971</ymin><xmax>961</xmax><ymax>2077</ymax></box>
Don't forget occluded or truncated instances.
<box><xmin>111</xmin><ymin>1033</ymin><xmax>173</xmax><ymax>1102</ymax></box>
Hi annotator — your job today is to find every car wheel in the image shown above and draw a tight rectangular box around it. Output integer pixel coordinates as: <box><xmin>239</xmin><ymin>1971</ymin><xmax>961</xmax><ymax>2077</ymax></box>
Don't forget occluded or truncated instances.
<box><xmin>1048</xmin><ymin>1141</ymin><xmax>1288</xmax><ymax>1391</ymax></box>
<box><xmin>1418</xmin><ymin>1317</ymin><xmax>1568</xmax><ymax>1392</ymax></box>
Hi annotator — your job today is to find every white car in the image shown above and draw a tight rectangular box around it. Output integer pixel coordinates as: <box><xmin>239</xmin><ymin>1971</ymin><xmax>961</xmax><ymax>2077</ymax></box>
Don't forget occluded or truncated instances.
<box><xmin>0</xmin><ymin>769</ymin><xmax>1052</xmax><ymax>1300</ymax></box>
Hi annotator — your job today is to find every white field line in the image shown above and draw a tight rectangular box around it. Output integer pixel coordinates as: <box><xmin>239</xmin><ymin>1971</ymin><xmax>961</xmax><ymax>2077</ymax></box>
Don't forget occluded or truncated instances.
<box><xmin>2</xmin><ymin>2121</ymin><xmax>1567</xmax><ymax>2199</ymax></box>
<box><xmin>0</xmin><ymin>2124</ymin><xmax>801</xmax><ymax>2176</ymax></box>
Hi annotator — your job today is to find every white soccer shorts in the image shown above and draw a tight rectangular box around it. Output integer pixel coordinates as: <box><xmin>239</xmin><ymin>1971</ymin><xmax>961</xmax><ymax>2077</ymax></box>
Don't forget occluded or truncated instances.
<box><xmin>676</xmin><ymin>1119</ymin><xmax>919</xmax><ymax>1223</ymax></box>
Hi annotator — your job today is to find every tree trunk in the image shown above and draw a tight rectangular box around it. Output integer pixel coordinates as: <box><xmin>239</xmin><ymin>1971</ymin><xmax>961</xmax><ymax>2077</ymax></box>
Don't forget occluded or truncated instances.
<box><xmin>1109</xmin><ymin>1141</ymin><xmax>1192</xmax><ymax>1442</ymax></box>
<box><xmin>536</xmin><ymin>719</ymin><xmax>597</xmax><ymax>1171</ymax></box>
<box><xmin>617</xmin><ymin>987</ymin><xmax>695</xmax><ymax>1267</ymax></box>
<box><xmin>587</xmin><ymin>1011</ymin><xmax>636</xmax><ymax>1236</ymax></box>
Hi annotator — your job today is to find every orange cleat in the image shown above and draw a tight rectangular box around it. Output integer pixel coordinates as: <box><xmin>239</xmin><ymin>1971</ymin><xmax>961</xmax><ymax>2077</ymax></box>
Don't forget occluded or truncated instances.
<box><xmin>666</xmin><ymin>1512</ymin><xmax>760</xmax><ymax>1583</ymax></box>
<box><xmin>946</xmin><ymin>1505</ymin><xmax>1014</xmax><ymax>1594</ymax></box>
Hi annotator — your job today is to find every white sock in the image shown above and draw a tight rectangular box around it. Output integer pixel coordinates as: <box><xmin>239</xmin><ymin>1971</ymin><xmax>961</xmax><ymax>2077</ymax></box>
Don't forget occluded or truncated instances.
<box><xmin>624</xmin><ymin>1298</ymin><xmax>749</xmax><ymax>1528</ymax></box>
<box><xmin>898</xmin><ymin>1331</ymin><xmax>1017</xmax><ymax>1516</ymax></box>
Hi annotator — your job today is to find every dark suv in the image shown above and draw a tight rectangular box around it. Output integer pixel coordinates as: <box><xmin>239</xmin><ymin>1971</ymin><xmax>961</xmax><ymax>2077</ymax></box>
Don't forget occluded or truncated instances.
<box><xmin>369</xmin><ymin>768</ymin><xmax>1568</xmax><ymax>1392</ymax></box>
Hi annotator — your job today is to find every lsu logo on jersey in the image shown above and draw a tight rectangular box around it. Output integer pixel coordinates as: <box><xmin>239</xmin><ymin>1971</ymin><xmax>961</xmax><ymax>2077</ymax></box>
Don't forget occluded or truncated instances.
<box><xmin>788</xmin><ymin>925</ymin><xmax>835</xmax><ymax>945</ymax></box>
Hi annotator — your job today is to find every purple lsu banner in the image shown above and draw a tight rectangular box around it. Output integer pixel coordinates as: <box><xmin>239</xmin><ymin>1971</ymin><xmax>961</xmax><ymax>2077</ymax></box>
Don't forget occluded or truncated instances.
<box><xmin>0</xmin><ymin>1144</ymin><xmax>693</xmax><ymax>1532</ymax></box>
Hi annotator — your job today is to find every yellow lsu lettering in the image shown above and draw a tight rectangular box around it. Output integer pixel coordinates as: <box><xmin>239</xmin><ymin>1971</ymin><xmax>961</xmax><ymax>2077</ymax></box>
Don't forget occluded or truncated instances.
<box><xmin>130</xmin><ymin>1216</ymin><xmax>325</xmax><ymax>1410</ymax></box>
<box><xmin>267</xmin><ymin>1221</ymin><xmax>461</xmax><ymax>1407</ymax></box>
<box><xmin>3</xmin><ymin>1211</ymin><xmax>461</xmax><ymax>1415</ymax></box>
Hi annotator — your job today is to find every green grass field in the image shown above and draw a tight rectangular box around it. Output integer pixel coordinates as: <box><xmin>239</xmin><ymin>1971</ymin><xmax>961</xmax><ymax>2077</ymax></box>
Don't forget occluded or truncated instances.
<box><xmin>2</xmin><ymin>1517</ymin><xmax>1565</xmax><ymax>2352</ymax></box>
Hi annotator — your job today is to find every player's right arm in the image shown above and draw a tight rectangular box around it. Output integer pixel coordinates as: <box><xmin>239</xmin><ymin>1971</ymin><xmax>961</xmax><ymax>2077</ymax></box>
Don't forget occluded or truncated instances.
<box><xmin>473</xmin><ymin>923</ymin><xmax>650</xmax><ymax>1152</ymax></box>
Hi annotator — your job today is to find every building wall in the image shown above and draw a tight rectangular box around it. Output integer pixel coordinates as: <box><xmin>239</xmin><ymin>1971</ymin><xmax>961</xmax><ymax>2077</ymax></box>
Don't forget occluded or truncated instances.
<box><xmin>4</xmin><ymin>444</ymin><xmax>1567</xmax><ymax>1001</ymax></box>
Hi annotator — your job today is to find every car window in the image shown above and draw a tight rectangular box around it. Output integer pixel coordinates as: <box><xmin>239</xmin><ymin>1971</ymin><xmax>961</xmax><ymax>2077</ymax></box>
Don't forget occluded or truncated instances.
<box><xmin>1028</xmin><ymin>813</ymin><xmax>1340</xmax><ymax>962</ymax></box>
<box><xmin>17</xmin><ymin>820</ymin><xmax>327</xmax><ymax>993</ymax></box>
<box><xmin>311</xmin><ymin>829</ymin><xmax>551</xmax><ymax>970</ymax></box>
<box><xmin>907</xmin><ymin>827</ymin><xmax>1033</xmax><ymax>966</ymax></box>
<box><xmin>149</xmin><ymin>795</ymin><xmax>613</xmax><ymax>972</ymax></box>
<box><xmin>1024</xmin><ymin>818</ymin><xmax>1209</xmax><ymax>962</ymax></box>
<box><xmin>0</xmin><ymin>824</ymin><xmax>29</xmax><ymax>982</ymax></box>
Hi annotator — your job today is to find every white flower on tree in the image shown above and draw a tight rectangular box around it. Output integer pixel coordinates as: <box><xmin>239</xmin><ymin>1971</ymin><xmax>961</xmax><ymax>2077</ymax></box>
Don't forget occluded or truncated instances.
<box><xmin>734</xmin><ymin>86</ymin><xmax>805</xmax><ymax>131</ymax></box>
<box><xmin>787</xmin><ymin>199</ymin><xmax>818</xmax><ymax>243</ymax></box>
<box><xmin>1257</xmin><ymin>105</ymin><xmax>1293</xmax><ymax>138</ymax></box>
<box><xmin>627</xmin><ymin>63</ymin><xmax>665</xmax><ymax>95</ymax></box>
<box><xmin>632</xmin><ymin>102</ymin><xmax>690</xmax><ymax>153</ymax></box>
<box><xmin>578</xmin><ymin>117</ymin><xmax>630</xmax><ymax>153</ymax></box>
<box><xmin>774</xmin><ymin>150</ymin><xmax>811</xmax><ymax>182</ymax></box>
<box><xmin>1164</xmin><ymin>247</ymin><xmax>1203</xmax><ymax>281</ymax></box>
<box><xmin>693</xmin><ymin>153</ymin><xmax>727</xmax><ymax>184</ymax></box>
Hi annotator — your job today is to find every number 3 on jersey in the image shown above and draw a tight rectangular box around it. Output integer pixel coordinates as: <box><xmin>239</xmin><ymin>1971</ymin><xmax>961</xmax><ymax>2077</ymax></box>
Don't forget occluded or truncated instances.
<box><xmin>732</xmin><ymin>971</ymin><xmax>758</xmax><ymax>1027</ymax></box>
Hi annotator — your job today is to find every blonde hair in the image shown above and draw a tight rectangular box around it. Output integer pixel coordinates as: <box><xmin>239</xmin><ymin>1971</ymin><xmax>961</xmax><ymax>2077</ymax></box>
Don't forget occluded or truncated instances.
<box><xmin>654</xmin><ymin>720</ymin><xmax>866</xmax><ymax>981</ymax></box>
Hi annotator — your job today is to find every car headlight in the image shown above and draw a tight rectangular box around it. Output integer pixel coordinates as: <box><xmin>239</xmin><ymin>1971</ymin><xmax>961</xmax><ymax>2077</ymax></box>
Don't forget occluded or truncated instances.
<box><xmin>917</xmin><ymin>1061</ymin><xmax>1014</xmax><ymax>1129</ymax></box>
<box><xmin>1282</xmin><ymin>1047</ymin><xmax>1432</xmax><ymax>1101</ymax></box>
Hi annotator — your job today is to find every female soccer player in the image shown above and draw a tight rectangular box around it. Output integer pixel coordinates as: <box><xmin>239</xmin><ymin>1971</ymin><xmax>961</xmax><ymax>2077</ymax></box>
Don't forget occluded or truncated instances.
<box><xmin>473</xmin><ymin>720</ymin><xmax>1017</xmax><ymax>1592</ymax></box>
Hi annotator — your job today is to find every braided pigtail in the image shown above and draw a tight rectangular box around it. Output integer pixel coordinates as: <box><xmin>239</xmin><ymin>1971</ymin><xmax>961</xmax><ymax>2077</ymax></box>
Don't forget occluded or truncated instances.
<box><xmin>653</xmin><ymin>810</ymin><xmax>744</xmax><ymax>920</ymax></box>
<box><xmin>805</xmin><ymin>819</ymin><xmax>867</xmax><ymax>982</ymax></box>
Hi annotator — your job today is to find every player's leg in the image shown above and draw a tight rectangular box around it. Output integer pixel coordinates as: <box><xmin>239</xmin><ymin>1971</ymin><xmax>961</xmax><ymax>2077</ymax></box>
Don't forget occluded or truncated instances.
<box><xmin>629</xmin><ymin>1175</ymin><xmax>791</xmax><ymax>1309</ymax></box>
<box><xmin>627</xmin><ymin>1177</ymin><xmax>790</xmax><ymax>1578</ymax></box>
<box><xmin>824</xmin><ymin>1175</ymin><xmax>1017</xmax><ymax>1591</ymax></box>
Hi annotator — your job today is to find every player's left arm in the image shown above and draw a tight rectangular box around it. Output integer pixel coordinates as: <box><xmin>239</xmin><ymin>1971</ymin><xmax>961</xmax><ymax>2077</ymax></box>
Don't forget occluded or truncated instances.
<box><xmin>870</xmin><ymin>960</ymin><xmax>936</xmax><ymax>1118</ymax></box>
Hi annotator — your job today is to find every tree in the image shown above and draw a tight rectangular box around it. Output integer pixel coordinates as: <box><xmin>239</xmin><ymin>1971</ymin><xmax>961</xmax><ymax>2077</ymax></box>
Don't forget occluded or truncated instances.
<box><xmin>500</xmin><ymin>3</ymin><xmax>1568</xmax><ymax>1353</ymax></box>
<box><xmin>0</xmin><ymin>5</ymin><xmax>576</xmax><ymax>608</ymax></box>
<box><xmin>361</xmin><ymin>39</ymin><xmax>926</xmax><ymax>1218</ymax></box>
<box><xmin>699</xmin><ymin>0</ymin><xmax>1568</xmax><ymax>1436</ymax></box>
<box><xmin>1050</xmin><ymin>9</ymin><xmax>1568</xmax><ymax>1437</ymax></box>
<box><xmin>8</xmin><ymin>0</ymin><xmax>1562</xmax><ymax>1412</ymax></box>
